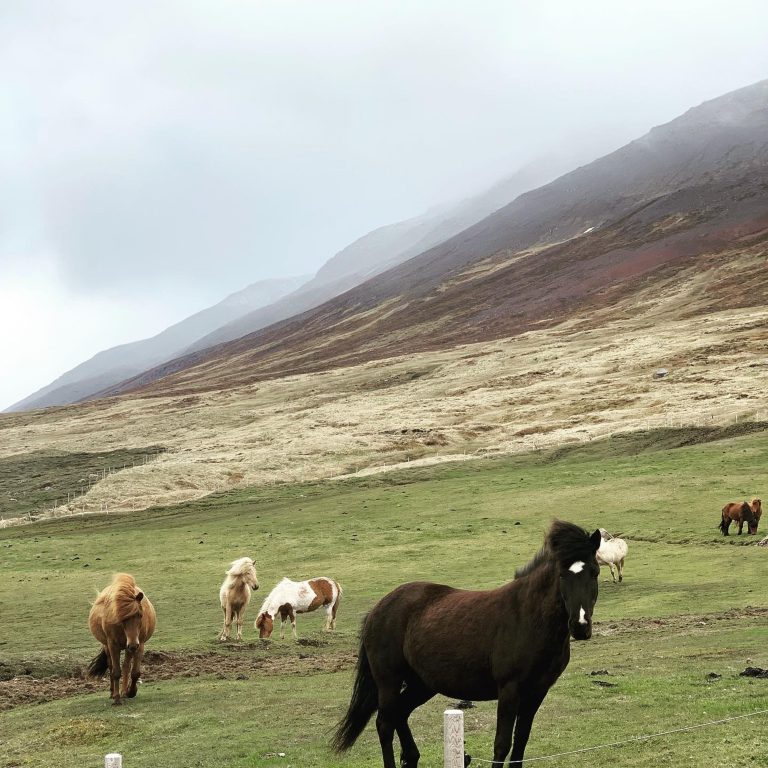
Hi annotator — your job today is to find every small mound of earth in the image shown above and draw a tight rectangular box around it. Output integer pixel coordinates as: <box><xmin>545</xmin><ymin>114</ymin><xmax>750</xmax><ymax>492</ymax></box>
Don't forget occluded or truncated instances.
<box><xmin>295</xmin><ymin>637</ymin><xmax>328</xmax><ymax>647</ymax></box>
<box><xmin>740</xmin><ymin>667</ymin><xmax>768</xmax><ymax>678</ymax></box>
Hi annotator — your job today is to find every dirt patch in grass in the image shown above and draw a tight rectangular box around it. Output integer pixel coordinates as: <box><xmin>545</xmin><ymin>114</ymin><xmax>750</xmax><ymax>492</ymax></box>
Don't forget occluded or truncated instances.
<box><xmin>594</xmin><ymin>606</ymin><xmax>768</xmax><ymax>638</ymax></box>
<box><xmin>0</xmin><ymin>648</ymin><xmax>357</xmax><ymax>711</ymax></box>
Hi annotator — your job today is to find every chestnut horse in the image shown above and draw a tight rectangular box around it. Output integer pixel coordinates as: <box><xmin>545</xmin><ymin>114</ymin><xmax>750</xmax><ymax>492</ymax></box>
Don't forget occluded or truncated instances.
<box><xmin>219</xmin><ymin>556</ymin><xmax>259</xmax><ymax>641</ymax></box>
<box><xmin>87</xmin><ymin>573</ymin><xmax>156</xmax><ymax>705</ymax></box>
<box><xmin>720</xmin><ymin>497</ymin><xmax>762</xmax><ymax>535</ymax></box>
<box><xmin>255</xmin><ymin>577</ymin><xmax>342</xmax><ymax>639</ymax></box>
<box><xmin>331</xmin><ymin>520</ymin><xmax>601</xmax><ymax>768</ymax></box>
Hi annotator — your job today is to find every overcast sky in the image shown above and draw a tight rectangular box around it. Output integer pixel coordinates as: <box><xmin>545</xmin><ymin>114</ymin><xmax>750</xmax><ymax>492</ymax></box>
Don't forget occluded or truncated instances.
<box><xmin>2</xmin><ymin>1</ymin><xmax>768</xmax><ymax>410</ymax></box>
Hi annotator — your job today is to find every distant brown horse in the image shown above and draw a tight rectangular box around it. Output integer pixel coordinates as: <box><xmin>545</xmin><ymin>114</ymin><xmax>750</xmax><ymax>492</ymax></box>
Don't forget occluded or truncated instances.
<box><xmin>720</xmin><ymin>497</ymin><xmax>762</xmax><ymax>535</ymax></box>
<box><xmin>332</xmin><ymin>520</ymin><xmax>601</xmax><ymax>768</ymax></box>
<box><xmin>88</xmin><ymin>573</ymin><xmax>156</xmax><ymax>705</ymax></box>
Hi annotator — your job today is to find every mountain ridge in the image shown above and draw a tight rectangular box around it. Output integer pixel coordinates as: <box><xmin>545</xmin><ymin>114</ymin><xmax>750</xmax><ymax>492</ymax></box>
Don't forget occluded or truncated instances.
<box><xmin>96</xmin><ymin>79</ymin><xmax>768</xmax><ymax>401</ymax></box>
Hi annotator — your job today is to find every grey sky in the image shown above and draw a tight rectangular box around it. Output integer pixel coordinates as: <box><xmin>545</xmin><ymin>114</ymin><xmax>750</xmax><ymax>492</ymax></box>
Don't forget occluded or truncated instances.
<box><xmin>2</xmin><ymin>1</ymin><xmax>768</xmax><ymax>410</ymax></box>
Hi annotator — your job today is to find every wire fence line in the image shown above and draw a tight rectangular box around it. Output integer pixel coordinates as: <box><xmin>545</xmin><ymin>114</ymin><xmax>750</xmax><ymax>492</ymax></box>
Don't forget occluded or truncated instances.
<box><xmin>0</xmin><ymin>451</ymin><xmax>164</xmax><ymax>529</ymax></box>
<box><xmin>448</xmin><ymin>707</ymin><xmax>768</xmax><ymax>766</ymax></box>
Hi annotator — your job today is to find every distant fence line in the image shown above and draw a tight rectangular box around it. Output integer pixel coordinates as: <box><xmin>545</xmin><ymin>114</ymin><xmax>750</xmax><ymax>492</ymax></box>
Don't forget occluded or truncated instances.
<box><xmin>0</xmin><ymin>451</ymin><xmax>164</xmax><ymax>529</ymax></box>
<box><xmin>4</xmin><ymin>412</ymin><xmax>768</xmax><ymax>530</ymax></box>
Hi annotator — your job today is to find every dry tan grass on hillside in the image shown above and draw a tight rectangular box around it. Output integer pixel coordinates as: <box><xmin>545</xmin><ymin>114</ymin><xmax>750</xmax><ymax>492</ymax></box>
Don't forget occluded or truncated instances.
<box><xmin>1</xmin><ymin>253</ymin><xmax>767</xmax><ymax>518</ymax></box>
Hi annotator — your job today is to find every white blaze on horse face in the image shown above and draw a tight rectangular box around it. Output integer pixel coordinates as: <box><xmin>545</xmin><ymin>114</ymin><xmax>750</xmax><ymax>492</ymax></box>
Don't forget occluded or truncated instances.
<box><xmin>578</xmin><ymin>607</ymin><xmax>588</xmax><ymax>625</ymax></box>
<box><xmin>569</xmin><ymin>561</ymin><xmax>585</xmax><ymax>574</ymax></box>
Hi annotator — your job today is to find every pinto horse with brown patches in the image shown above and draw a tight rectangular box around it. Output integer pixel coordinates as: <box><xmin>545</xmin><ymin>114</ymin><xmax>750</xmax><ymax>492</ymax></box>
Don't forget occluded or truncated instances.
<box><xmin>255</xmin><ymin>577</ymin><xmax>342</xmax><ymax>639</ymax></box>
<box><xmin>87</xmin><ymin>573</ymin><xmax>156</xmax><ymax>705</ymax></box>
<box><xmin>720</xmin><ymin>497</ymin><xmax>762</xmax><ymax>535</ymax></box>
<box><xmin>332</xmin><ymin>520</ymin><xmax>601</xmax><ymax>768</ymax></box>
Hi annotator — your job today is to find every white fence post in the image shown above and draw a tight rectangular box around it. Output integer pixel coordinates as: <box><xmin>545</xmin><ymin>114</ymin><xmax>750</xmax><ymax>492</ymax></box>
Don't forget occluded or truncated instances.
<box><xmin>105</xmin><ymin>754</ymin><xmax>122</xmax><ymax>768</ymax></box>
<box><xmin>444</xmin><ymin>708</ymin><xmax>464</xmax><ymax>768</ymax></box>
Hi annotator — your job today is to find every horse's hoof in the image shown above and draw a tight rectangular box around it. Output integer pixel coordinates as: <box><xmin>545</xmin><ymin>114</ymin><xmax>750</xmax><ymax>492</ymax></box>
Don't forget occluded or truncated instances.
<box><xmin>464</xmin><ymin>753</ymin><xmax>472</xmax><ymax>767</ymax></box>
<box><xmin>112</xmin><ymin>699</ymin><xmax>122</xmax><ymax>706</ymax></box>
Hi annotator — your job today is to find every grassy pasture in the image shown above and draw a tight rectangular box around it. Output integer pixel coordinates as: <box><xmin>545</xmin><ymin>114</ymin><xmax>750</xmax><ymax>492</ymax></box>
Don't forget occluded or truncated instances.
<box><xmin>1</xmin><ymin>428</ymin><xmax>767</xmax><ymax>767</ymax></box>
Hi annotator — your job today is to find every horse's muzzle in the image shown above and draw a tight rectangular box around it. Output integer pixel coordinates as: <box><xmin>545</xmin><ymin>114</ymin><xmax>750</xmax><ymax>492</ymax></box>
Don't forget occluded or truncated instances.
<box><xmin>570</xmin><ymin>623</ymin><xmax>592</xmax><ymax>641</ymax></box>
<box><xmin>127</xmin><ymin>643</ymin><xmax>139</xmax><ymax>653</ymax></box>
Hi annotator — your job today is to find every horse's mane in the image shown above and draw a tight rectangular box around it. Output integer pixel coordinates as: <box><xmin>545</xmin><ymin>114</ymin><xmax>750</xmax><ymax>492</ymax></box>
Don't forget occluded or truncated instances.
<box><xmin>226</xmin><ymin>557</ymin><xmax>256</xmax><ymax>578</ymax></box>
<box><xmin>751</xmin><ymin>498</ymin><xmax>762</xmax><ymax>517</ymax></box>
<box><xmin>741</xmin><ymin>502</ymin><xmax>756</xmax><ymax>523</ymax></box>
<box><xmin>515</xmin><ymin>520</ymin><xmax>596</xmax><ymax>578</ymax></box>
<box><xmin>104</xmin><ymin>573</ymin><xmax>143</xmax><ymax>622</ymax></box>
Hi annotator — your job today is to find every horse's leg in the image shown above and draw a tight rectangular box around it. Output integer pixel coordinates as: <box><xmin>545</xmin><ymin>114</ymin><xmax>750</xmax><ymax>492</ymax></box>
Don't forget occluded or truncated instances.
<box><xmin>393</xmin><ymin>678</ymin><xmax>433</xmax><ymax>768</ymax></box>
<box><xmin>127</xmin><ymin>643</ymin><xmax>144</xmax><ymax>698</ymax></box>
<box><xmin>220</xmin><ymin>604</ymin><xmax>233</xmax><ymax>641</ymax></box>
<box><xmin>618</xmin><ymin>558</ymin><xmax>624</xmax><ymax>583</ymax></box>
<box><xmin>738</xmin><ymin>518</ymin><xmax>744</xmax><ymax>534</ymax></box>
<box><xmin>236</xmin><ymin>608</ymin><xmax>244</xmax><ymax>641</ymax></box>
<box><xmin>609</xmin><ymin>562</ymin><xmax>617</xmax><ymax>583</ymax></box>
<box><xmin>324</xmin><ymin>603</ymin><xmax>333</xmax><ymax>631</ymax></box>
<box><xmin>492</xmin><ymin>683</ymin><xmax>520</xmax><ymax>766</ymax></box>
<box><xmin>120</xmin><ymin>649</ymin><xmax>136</xmax><ymax>699</ymax></box>
<box><xmin>108</xmin><ymin>644</ymin><xmax>123</xmax><ymax>705</ymax></box>
<box><xmin>508</xmin><ymin>685</ymin><xmax>548</xmax><ymax>767</ymax></box>
<box><xmin>290</xmin><ymin>612</ymin><xmax>298</xmax><ymax>640</ymax></box>
<box><xmin>375</xmin><ymin>682</ymin><xmax>401</xmax><ymax>768</ymax></box>
<box><xmin>330</xmin><ymin>596</ymin><xmax>339</xmax><ymax>630</ymax></box>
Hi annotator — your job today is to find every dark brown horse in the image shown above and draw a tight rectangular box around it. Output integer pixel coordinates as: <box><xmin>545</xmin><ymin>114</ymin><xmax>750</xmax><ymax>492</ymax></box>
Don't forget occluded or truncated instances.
<box><xmin>720</xmin><ymin>497</ymin><xmax>762</xmax><ymax>535</ymax></box>
<box><xmin>331</xmin><ymin>520</ymin><xmax>601</xmax><ymax>768</ymax></box>
<box><xmin>87</xmin><ymin>573</ymin><xmax>156</xmax><ymax>705</ymax></box>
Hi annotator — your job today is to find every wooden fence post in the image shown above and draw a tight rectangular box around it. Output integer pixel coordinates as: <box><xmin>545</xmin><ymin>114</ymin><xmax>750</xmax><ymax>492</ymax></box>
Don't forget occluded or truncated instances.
<box><xmin>444</xmin><ymin>708</ymin><xmax>464</xmax><ymax>768</ymax></box>
<box><xmin>104</xmin><ymin>754</ymin><xmax>122</xmax><ymax>768</ymax></box>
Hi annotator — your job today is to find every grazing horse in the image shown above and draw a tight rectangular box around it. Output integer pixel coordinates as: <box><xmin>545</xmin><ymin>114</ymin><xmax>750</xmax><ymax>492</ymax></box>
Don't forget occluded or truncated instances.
<box><xmin>596</xmin><ymin>528</ymin><xmax>628</xmax><ymax>583</ymax></box>
<box><xmin>219</xmin><ymin>556</ymin><xmax>259</xmax><ymax>641</ymax></box>
<box><xmin>331</xmin><ymin>520</ymin><xmax>601</xmax><ymax>768</ymax></box>
<box><xmin>255</xmin><ymin>577</ymin><xmax>342</xmax><ymax>639</ymax></box>
<box><xmin>720</xmin><ymin>497</ymin><xmax>762</xmax><ymax>535</ymax></box>
<box><xmin>87</xmin><ymin>573</ymin><xmax>156</xmax><ymax>705</ymax></box>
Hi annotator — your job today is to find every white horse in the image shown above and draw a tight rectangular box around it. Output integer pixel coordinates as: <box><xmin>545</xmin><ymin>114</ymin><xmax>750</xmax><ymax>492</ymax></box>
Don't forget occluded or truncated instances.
<box><xmin>255</xmin><ymin>576</ymin><xmax>342</xmax><ymax>640</ymax></box>
<box><xmin>219</xmin><ymin>557</ymin><xmax>259</xmax><ymax>640</ymax></box>
<box><xmin>596</xmin><ymin>528</ymin><xmax>628</xmax><ymax>583</ymax></box>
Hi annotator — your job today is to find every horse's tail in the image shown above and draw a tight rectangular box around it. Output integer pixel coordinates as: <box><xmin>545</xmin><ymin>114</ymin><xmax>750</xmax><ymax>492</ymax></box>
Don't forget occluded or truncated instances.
<box><xmin>719</xmin><ymin>512</ymin><xmax>728</xmax><ymax>534</ymax></box>
<box><xmin>87</xmin><ymin>648</ymin><xmax>109</xmax><ymax>678</ymax></box>
<box><xmin>330</xmin><ymin>640</ymin><xmax>378</xmax><ymax>752</ymax></box>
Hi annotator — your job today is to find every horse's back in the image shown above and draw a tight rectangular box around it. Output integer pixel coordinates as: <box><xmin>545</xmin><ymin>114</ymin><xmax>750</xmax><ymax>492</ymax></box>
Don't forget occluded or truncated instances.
<box><xmin>598</xmin><ymin>537</ymin><xmax>628</xmax><ymax>562</ymax></box>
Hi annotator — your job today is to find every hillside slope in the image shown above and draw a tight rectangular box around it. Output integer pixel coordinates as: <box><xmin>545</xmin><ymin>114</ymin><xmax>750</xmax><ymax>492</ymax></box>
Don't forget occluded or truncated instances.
<box><xmin>183</xmin><ymin>155</ymin><xmax>576</xmax><ymax>354</ymax></box>
<box><xmin>105</xmin><ymin>79</ymin><xmax>768</xmax><ymax>400</ymax></box>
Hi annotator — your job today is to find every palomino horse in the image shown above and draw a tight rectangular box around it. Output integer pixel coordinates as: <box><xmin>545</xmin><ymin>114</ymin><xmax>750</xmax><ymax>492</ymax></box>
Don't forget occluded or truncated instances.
<box><xmin>332</xmin><ymin>520</ymin><xmax>601</xmax><ymax>768</ymax></box>
<box><xmin>255</xmin><ymin>577</ymin><xmax>342</xmax><ymax>639</ymax></box>
<box><xmin>88</xmin><ymin>573</ymin><xmax>156</xmax><ymax>705</ymax></box>
<box><xmin>720</xmin><ymin>497</ymin><xmax>762</xmax><ymax>535</ymax></box>
<box><xmin>596</xmin><ymin>528</ymin><xmax>628</xmax><ymax>583</ymax></box>
<box><xmin>219</xmin><ymin>556</ymin><xmax>259</xmax><ymax>641</ymax></box>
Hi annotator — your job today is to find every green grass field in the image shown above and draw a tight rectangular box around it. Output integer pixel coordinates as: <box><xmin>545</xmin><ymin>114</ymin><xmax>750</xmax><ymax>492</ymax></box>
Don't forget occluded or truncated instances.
<box><xmin>1</xmin><ymin>428</ymin><xmax>767</xmax><ymax>767</ymax></box>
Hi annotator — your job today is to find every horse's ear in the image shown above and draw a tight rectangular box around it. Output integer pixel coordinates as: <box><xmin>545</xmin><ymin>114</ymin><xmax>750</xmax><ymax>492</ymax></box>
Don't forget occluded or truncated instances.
<box><xmin>590</xmin><ymin>530</ymin><xmax>601</xmax><ymax>552</ymax></box>
<box><xmin>135</xmin><ymin>592</ymin><xmax>144</xmax><ymax>603</ymax></box>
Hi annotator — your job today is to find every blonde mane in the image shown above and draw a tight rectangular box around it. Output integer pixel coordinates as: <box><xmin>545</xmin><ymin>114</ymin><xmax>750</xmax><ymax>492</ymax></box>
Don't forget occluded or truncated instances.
<box><xmin>226</xmin><ymin>557</ymin><xmax>258</xmax><ymax>580</ymax></box>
